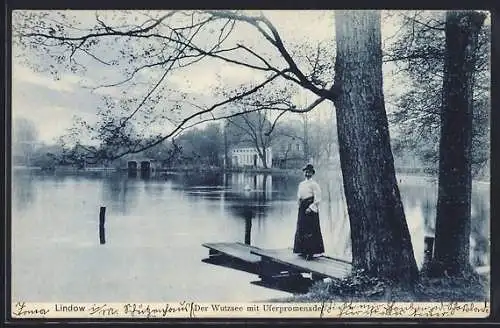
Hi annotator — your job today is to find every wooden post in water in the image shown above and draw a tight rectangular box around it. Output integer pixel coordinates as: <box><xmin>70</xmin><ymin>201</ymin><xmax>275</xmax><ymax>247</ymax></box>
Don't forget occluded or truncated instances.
<box><xmin>99</xmin><ymin>206</ymin><xmax>106</xmax><ymax>244</ymax></box>
<box><xmin>422</xmin><ymin>236</ymin><xmax>434</xmax><ymax>275</ymax></box>
<box><xmin>244</xmin><ymin>216</ymin><xmax>252</xmax><ymax>245</ymax></box>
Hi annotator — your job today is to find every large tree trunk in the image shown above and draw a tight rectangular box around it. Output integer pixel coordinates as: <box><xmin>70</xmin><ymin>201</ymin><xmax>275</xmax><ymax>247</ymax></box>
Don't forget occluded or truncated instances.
<box><xmin>432</xmin><ymin>11</ymin><xmax>485</xmax><ymax>277</ymax></box>
<box><xmin>333</xmin><ymin>10</ymin><xmax>418</xmax><ymax>283</ymax></box>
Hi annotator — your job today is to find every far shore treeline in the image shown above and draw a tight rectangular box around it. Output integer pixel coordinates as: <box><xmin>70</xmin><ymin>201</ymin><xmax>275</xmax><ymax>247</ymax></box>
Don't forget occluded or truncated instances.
<box><xmin>11</xmin><ymin>115</ymin><xmax>489</xmax><ymax>180</ymax></box>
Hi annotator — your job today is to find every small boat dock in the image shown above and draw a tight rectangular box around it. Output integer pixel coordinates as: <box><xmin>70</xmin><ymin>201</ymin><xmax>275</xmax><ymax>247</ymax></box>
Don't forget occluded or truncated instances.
<box><xmin>202</xmin><ymin>242</ymin><xmax>352</xmax><ymax>294</ymax></box>
<box><xmin>202</xmin><ymin>242</ymin><xmax>262</xmax><ymax>275</ymax></box>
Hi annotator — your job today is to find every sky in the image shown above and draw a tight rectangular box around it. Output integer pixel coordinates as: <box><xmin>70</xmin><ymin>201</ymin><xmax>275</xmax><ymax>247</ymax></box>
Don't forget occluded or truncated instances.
<box><xmin>10</xmin><ymin>10</ymin><xmax>462</xmax><ymax>144</ymax></box>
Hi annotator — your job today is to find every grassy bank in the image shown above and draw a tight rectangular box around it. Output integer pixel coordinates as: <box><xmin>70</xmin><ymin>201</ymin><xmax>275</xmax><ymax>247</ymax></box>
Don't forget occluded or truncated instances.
<box><xmin>269</xmin><ymin>270</ymin><xmax>489</xmax><ymax>303</ymax></box>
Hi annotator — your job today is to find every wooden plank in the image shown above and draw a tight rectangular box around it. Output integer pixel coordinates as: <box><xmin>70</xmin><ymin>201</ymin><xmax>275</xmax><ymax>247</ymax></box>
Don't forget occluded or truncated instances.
<box><xmin>251</xmin><ymin>248</ymin><xmax>352</xmax><ymax>279</ymax></box>
<box><xmin>202</xmin><ymin>242</ymin><xmax>262</xmax><ymax>264</ymax></box>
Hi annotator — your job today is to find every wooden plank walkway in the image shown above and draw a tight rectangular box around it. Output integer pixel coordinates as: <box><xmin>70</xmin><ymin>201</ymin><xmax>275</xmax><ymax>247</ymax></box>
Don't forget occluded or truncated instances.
<box><xmin>202</xmin><ymin>242</ymin><xmax>353</xmax><ymax>290</ymax></box>
<box><xmin>251</xmin><ymin>248</ymin><xmax>352</xmax><ymax>280</ymax></box>
<box><xmin>202</xmin><ymin>242</ymin><xmax>262</xmax><ymax>263</ymax></box>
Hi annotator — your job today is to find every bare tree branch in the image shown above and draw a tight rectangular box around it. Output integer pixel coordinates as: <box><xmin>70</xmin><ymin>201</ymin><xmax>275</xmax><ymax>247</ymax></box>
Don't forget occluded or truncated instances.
<box><xmin>108</xmin><ymin>71</ymin><xmax>284</xmax><ymax>159</ymax></box>
<box><xmin>16</xmin><ymin>10</ymin><xmax>345</xmax><ymax>163</ymax></box>
<box><xmin>402</xmin><ymin>13</ymin><xmax>446</xmax><ymax>31</ymax></box>
<box><xmin>265</xmin><ymin>110</ymin><xmax>287</xmax><ymax>137</ymax></box>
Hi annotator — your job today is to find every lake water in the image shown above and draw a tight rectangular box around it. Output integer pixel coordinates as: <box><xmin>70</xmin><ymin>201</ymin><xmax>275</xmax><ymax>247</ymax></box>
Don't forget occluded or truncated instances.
<box><xmin>11</xmin><ymin>169</ymin><xmax>490</xmax><ymax>302</ymax></box>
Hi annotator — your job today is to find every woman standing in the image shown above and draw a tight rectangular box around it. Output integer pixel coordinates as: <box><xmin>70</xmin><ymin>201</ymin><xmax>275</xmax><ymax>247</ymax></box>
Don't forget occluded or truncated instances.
<box><xmin>293</xmin><ymin>164</ymin><xmax>325</xmax><ymax>260</ymax></box>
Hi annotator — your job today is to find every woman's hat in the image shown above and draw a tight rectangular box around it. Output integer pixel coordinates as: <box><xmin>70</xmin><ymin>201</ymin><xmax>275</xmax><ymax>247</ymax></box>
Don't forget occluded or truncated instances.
<box><xmin>302</xmin><ymin>163</ymin><xmax>315</xmax><ymax>174</ymax></box>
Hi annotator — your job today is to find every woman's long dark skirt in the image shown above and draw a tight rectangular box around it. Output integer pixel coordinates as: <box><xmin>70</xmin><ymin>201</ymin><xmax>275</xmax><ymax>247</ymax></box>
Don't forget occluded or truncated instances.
<box><xmin>293</xmin><ymin>196</ymin><xmax>325</xmax><ymax>255</ymax></box>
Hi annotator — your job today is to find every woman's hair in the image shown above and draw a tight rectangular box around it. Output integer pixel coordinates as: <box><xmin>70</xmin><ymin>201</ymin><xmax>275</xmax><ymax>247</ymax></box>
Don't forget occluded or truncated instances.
<box><xmin>302</xmin><ymin>163</ymin><xmax>315</xmax><ymax>174</ymax></box>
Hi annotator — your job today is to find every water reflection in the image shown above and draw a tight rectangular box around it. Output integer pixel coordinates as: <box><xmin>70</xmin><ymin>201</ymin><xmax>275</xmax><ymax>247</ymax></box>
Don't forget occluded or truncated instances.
<box><xmin>12</xmin><ymin>172</ymin><xmax>35</xmax><ymax>212</ymax></box>
<box><xmin>470</xmin><ymin>193</ymin><xmax>490</xmax><ymax>267</ymax></box>
<box><xmin>322</xmin><ymin>179</ymin><xmax>352</xmax><ymax>260</ymax></box>
<box><xmin>229</xmin><ymin>190</ymin><xmax>256</xmax><ymax>245</ymax></box>
<box><xmin>421</xmin><ymin>198</ymin><xmax>436</xmax><ymax>235</ymax></box>
<box><xmin>13</xmin><ymin>170</ymin><xmax>490</xmax><ymax>266</ymax></box>
<box><xmin>101</xmin><ymin>174</ymin><xmax>141</xmax><ymax>214</ymax></box>
<box><xmin>179</xmin><ymin>173</ymin><xmax>276</xmax><ymax>245</ymax></box>
<box><xmin>11</xmin><ymin>169</ymin><xmax>490</xmax><ymax>301</ymax></box>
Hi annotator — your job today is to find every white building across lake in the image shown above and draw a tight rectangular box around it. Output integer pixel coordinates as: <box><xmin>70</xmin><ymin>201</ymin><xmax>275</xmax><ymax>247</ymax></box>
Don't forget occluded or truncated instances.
<box><xmin>231</xmin><ymin>147</ymin><xmax>272</xmax><ymax>168</ymax></box>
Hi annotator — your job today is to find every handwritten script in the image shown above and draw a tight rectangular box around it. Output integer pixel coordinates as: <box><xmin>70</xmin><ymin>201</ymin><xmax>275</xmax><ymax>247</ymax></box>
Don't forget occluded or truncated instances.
<box><xmin>318</xmin><ymin>300</ymin><xmax>490</xmax><ymax>318</ymax></box>
<box><xmin>11</xmin><ymin>301</ymin><xmax>490</xmax><ymax>319</ymax></box>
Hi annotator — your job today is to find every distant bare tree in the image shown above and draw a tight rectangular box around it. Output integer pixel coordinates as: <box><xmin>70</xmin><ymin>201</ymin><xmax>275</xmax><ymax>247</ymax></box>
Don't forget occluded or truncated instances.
<box><xmin>226</xmin><ymin>110</ymin><xmax>274</xmax><ymax>169</ymax></box>
<box><xmin>13</xmin><ymin>117</ymin><xmax>39</xmax><ymax>165</ymax></box>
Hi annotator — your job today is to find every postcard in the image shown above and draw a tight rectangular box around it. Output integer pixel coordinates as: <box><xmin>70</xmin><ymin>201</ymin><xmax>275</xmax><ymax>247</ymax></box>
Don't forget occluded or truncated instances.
<box><xmin>9</xmin><ymin>9</ymin><xmax>490</xmax><ymax>320</ymax></box>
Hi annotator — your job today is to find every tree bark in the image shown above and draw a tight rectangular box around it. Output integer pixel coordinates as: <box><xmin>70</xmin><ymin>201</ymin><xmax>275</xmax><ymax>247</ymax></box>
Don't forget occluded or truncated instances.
<box><xmin>333</xmin><ymin>10</ymin><xmax>418</xmax><ymax>283</ymax></box>
<box><xmin>432</xmin><ymin>11</ymin><xmax>485</xmax><ymax>276</ymax></box>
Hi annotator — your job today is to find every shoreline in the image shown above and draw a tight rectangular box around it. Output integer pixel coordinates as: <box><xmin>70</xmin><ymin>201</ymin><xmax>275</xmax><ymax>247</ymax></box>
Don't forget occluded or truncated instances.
<box><xmin>12</xmin><ymin>166</ymin><xmax>490</xmax><ymax>184</ymax></box>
